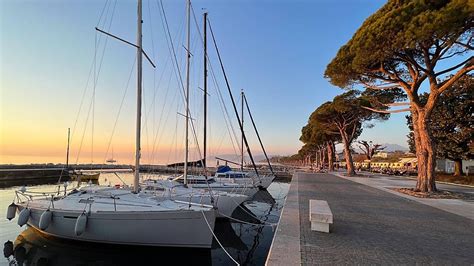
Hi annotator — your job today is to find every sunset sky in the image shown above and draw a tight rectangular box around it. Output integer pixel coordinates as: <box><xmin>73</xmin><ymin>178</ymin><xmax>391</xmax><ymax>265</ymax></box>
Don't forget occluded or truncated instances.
<box><xmin>1</xmin><ymin>0</ymin><xmax>414</xmax><ymax>165</ymax></box>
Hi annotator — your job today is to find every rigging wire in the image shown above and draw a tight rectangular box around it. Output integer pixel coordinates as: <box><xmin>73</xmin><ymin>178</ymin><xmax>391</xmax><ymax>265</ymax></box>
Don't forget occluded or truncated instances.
<box><xmin>75</xmin><ymin>0</ymin><xmax>117</xmax><ymax>164</ymax></box>
<box><xmin>149</xmin><ymin>70</ymin><xmax>180</xmax><ymax>165</ymax></box>
<box><xmin>94</xmin><ymin>0</ymin><xmax>115</xmax><ymax>165</ymax></box>
<box><xmin>59</xmin><ymin>0</ymin><xmax>114</xmax><ymax>185</ymax></box>
<box><xmin>166</xmin><ymin>111</ymin><xmax>180</xmax><ymax>165</ymax></box>
<box><xmin>96</xmin><ymin>0</ymin><xmax>110</xmax><ymax>27</ymax></box>
<box><xmin>101</xmin><ymin>56</ymin><xmax>137</xmax><ymax>167</ymax></box>
<box><xmin>148</xmin><ymin>4</ymin><xmax>186</xmax><ymax>167</ymax></box>
<box><xmin>189</xmin><ymin>5</ymin><xmax>240</xmax><ymax>158</ymax></box>
<box><xmin>146</xmin><ymin>0</ymin><xmax>157</xmax><ymax>165</ymax></box>
<box><xmin>244</xmin><ymin>94</ymin><xmax>275</xmax><ymax>174</ymax></box>
<box><xmin>207</xmin><ymin>18</ymin><xmax>260</xmax><ymax>177</ymax></box>
<box><xmin>158</xmin><ymin>0</ymin><xmax>206</xmax><ymax>170</ymax></box>
<box><xmin>70</xmin><ymin>0</ymin><xmax>112</xmax><ymax>150</ymax></box>
<box><xmin>148</xmin><ymin>1</ymin><xmax>187</xmax><ymax>167</ymax></box>
<box><xmin>157</xmin><ymin>1</ymin><xmax>218</xmax><ymax>202</ymax></box>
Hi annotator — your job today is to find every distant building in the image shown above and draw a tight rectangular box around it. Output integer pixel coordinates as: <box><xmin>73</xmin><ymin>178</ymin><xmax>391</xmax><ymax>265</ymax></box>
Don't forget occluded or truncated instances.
<box><xmin>373</xmin><ymin>152</ymin><xmax>388</xmax><ymax>158</ymax></box>
<box><xmin>436</xmin><ymin>159</ymin><xmax>474</xmax><ymax>174</ymax></box>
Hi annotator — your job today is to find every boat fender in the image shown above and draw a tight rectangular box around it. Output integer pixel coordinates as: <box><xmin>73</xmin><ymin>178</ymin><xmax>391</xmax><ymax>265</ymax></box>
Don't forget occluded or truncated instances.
<box><xmin>74</xmin><ymin>212</ymin><xmax>87</xmax><ymax>236</ymax></box>
<box><xmin>14</xmin><ymin>246</ymin><xmax>26</xmax><ymax>265</ymax></box>
<box><xmin>3</xmin><ymin>240</ymin><xmax>13</xmax><ymax>258</ymax></box>
<box><xmin>39</xmin><ymin>209</ymin><xmax>53</xmax><ymax>230</ymax></box>
<box><xmin>17</xmin><ymin>208</ymin><xmax>30</xmax><ymax>227</ymax></box>
<box><xmin>6</xmin><ymin>203</ymin><xmax>17</xmax><ymax>220</ymax></box>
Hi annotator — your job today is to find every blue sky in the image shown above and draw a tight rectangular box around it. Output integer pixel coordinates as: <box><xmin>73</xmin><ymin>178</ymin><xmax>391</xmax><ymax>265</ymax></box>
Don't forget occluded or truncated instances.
<box><xmin>1</xmin><ymin>0</ymin><xmax>412</xmax><ymax>164</ymax></box>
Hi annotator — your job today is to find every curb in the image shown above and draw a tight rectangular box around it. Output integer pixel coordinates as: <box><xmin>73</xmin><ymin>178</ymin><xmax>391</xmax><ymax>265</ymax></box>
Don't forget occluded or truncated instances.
<box><xmin>402</xmin><ymin>176</ymin><xmax>474</xmax><ymax>189</ymax></box>
<box><xmin>333</xmin><ymin>171</ymin><xmax>474</xmax><ymax>189</ymax></box>
<box><xmin>266</xmin><ymin>172</ymin><xmax>301</xmax><ymax>266</ymax></box>
<box><xmin>331</xmin><ymin>172</ymin><xmax>474</xmax><ymax>221</ymax></box>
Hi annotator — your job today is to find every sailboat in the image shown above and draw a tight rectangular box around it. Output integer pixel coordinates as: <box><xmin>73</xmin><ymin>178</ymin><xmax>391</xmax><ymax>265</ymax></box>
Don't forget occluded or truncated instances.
<box><xmin>62</xmin><ymin>128</ymin><xmax>101</xmax><ymax>183</ymax></box>
<box><xmin>163</xmin><ymin>11</ymin><xmax>262</xmax><ymax>197</ymax></box>
<box><xmin>106</xmin><ymin>148</ymin><xmax>117</xmax><ymax>164</ymax></box>
<box><xmin>214</xmin><ymin>168</ymin><xmax>274</xmax><ymax>189</ymax></box>
<box><xmin>141</xmin><ymin>9</ymin><xmax>248</xmax><ymax>218</ymax></box>
<box><xmin>212</xmin><ymin>90</ymin><xmax>275</xmax><ymax>189</ymax></box>
<box><xmin>70</xmin><ymin>171</ymin><xmax>100</xmax><ymax>183</ymax></box>
<box><xmin>6</xmin><ymin>0</ymin><xmax>217</xmax><ymax>248</ymax></box>
<box><xmin>174</xmin><ymin>60</ymin><xmax>275</xmax><ymax>191</ymax></box>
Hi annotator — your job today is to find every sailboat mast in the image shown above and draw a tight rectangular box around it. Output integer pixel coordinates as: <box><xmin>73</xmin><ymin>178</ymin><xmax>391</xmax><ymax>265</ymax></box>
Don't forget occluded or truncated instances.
<box><xmin>66</xmin><ymin>128</ymin><xmax>70</xmax><ymax>170</ymax></box>
<box><xmin>243</xmin><ymin>93</ymin><xmax>275</xmax><ymax>175</ymax></box>
<box><xmin>203</xmin><ymin>11</ymin><xmax>208</xmax><ymax>169</ymax></box>
<box><xmin>184</xmin><ymin>0</ymin><xmax>191</xmax><ymax>185</ymax></box>
<box><xmin>241</xmin><ymin>89</ymin><xmax>244</xmax><ymax>171</ymax></box>
<box><xmin>134</xmin><ymin>0</ymin><xmax>143</xmax><ymax>193</ymax></box>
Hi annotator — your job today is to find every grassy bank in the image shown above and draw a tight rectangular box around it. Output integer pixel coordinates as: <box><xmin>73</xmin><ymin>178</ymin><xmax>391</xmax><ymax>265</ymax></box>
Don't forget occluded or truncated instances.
<box><xmin>436</xmin><ymin>173</ymin><xmax>474</xmax><ymax>186</ymax></box>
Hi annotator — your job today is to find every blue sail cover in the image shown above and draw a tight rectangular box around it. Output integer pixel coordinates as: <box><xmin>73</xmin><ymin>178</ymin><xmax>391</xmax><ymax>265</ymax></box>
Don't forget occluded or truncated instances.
<box><xmin>216</xmin><ymin>165</ymin><xmax>232</xmax><ymax>173</ymax></box>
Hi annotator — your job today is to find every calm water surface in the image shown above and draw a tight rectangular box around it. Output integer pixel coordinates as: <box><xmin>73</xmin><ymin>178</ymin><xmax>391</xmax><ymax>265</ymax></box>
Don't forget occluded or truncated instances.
<box><xmin>0</xmin><ymin>173</ymin><xmax>289</xmax><ymax>265</ymax></box>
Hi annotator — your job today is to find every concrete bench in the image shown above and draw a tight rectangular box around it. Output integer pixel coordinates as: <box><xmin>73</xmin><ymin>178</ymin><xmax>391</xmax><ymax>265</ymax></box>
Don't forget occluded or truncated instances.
<box><xmin>309</xmin><ymin>200</ymin><xmax>333</xmax><ymax>233</ymax></box>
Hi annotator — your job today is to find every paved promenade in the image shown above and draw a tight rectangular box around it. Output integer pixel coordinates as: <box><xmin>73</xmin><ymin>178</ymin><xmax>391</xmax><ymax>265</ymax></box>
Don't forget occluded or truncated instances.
<box><xmin>267</xmin><ymin>172</ymin><xmax>474</xmax><ymax>265</ymax></box>
<box><xmin>332</xmin><ymin>171</ymin><xmax>474</xmax><ymax>220</ymax></box>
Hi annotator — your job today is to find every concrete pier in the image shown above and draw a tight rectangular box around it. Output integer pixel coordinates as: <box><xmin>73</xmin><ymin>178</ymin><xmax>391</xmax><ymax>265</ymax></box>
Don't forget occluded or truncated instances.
<box><xmin>266</xmin><ymin>170</ymin><xmax>301</xmax><ymax>265</ymax></box>
<box><xmin>266</xmin><ymin>172</ymin><xmax>474</xmax><ymax>265</ymax></box>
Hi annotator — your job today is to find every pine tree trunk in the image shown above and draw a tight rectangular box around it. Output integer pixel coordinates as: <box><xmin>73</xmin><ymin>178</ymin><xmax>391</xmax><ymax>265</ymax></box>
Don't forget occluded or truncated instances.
<box><xmin>454</xmin><ymin>159</ymin><xmax>463</xmax><ymax>176</ymax></box>
<box><xmin>318</xmin><ymin>151</ymin><xmax>321</xmax><ymax>168</ymax></box>
<box><xmin>412</xmin><ymin>109</ymin><xmax>437</xmax><ymax>192</ymax></box>
<box><xmin>321</xmin><ymin>148</ymin><xmax>326</xmax><ymax>169</ymax></box>
<box><xmin>340</xmin><ymin>129</ymin><xmax>356</xmax><ymax>176</ymax></box>
<box><xmin>327</xmin><ymin>142</ymin><xmax>334</xmax><ymax>171</ymax></box>
<box><xmin>316</xmin><ymin>150</ymin><xmax>319</xmax><ymax>169</ymax></box>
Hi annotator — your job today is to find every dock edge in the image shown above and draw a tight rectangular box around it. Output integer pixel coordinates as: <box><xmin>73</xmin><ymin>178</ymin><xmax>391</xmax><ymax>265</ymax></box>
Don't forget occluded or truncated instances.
<box><xmin>265</xmin><ymin>172</ymin><xmax>301</xmax><ymax>265</ymax></box>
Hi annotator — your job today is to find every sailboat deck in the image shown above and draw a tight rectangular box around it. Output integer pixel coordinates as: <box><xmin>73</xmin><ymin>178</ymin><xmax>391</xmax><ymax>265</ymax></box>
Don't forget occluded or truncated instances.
<box><xmin>19</xmin><ymin>185</ymin><xmax>213</xmax><ymax>213</ymax></box>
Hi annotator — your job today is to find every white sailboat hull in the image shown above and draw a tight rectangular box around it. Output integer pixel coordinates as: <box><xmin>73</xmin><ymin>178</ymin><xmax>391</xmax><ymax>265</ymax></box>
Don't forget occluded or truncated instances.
<box><xmin>142</xmin><ymin>181</ymin><xmax>248</xmax><ymax>218</ymax></box>
<box><xmin>189</xmin><ymin>183</ymin><xmax>259</xmax><ymax>198</ymax></box>
<box><xmin>169</xmin><ymin>193</ymin><xmax>246</xmax><ymax>218</ymax></box>
<box><xmin>171</xmin><ymin>175</ymin><xmax>260</xmax><ymax>197</ymax></box>
<box><xmin>215</xmin><ymin>175</ymin><xmax>275</xmax><ymax>189</ymax></box>
<box><xmin>212</xmin><ymin>193</ymin><xmax>246</xmax><ymax>217</ymax></box>
<box><xmin>17</xmin><ymin>203</ymin><xmax>216</xmax><ymax>248</ymax></box>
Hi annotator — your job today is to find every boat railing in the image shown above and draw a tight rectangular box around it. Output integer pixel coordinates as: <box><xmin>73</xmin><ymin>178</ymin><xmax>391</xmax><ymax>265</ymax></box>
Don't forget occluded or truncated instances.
<box><xmin>173</xmin><ymin>200</ymin><xmax>213</xmax><ymax>209</ymax></box>
<box><xmin>14</xmin><ymin>184</ymin><xmax>82</xmax><ymax>204</ymax></box>
<box><xmin>14</xmin><ymin>190</ymin><xmax>60</xmax><ymax>209</ymax></box>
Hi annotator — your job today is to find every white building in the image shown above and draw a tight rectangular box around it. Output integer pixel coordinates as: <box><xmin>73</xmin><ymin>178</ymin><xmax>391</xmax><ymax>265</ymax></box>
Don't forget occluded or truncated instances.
<box><xmin>373</xmin><ymin>152</ymin><xmax>388</xmax><ymax>158</ymax></box>
<box><xmin>436</xmin><ymin>159</ymin><xmax>474</xmax><ymax>174</ymax></box>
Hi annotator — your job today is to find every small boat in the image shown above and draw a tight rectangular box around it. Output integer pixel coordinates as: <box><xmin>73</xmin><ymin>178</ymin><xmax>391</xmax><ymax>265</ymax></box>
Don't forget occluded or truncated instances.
<box><xmin>70</xmin><ymin>172</ymin><xmax>100</xmax><ymax>182</ymax></box>
<box><xmin>106</xmin><ymin>148</ymin><xmax>117</xmax><ymax>164</ymax></box>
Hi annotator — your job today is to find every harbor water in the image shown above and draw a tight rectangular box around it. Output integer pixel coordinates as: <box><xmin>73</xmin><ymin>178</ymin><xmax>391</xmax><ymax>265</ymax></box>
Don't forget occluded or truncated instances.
<box><xmin>0</xmin><ymin>173</ymin><xmax>289</xmax><ymax>265</ymax></box>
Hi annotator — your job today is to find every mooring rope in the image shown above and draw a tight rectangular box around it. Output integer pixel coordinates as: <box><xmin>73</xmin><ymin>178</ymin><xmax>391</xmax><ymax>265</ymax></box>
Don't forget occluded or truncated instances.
<box><xmin>201</xmin><ymin>211</ymin><xmax>240</xmax><ymax>266</ymax></box>
<box><xmin>218</xmin><ymin>211</ymin><xmax>277</xmax><ymax>230</ymax></box>
<box><xmin>230</xmin><ymin>196</ymin><xmax>279</xmax><ymax>227</ymax></box>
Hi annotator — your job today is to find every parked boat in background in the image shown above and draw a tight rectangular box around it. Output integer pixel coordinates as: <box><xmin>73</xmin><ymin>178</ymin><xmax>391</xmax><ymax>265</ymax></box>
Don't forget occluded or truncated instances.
<box><xmin>171</xmin><ymin>174</ymin><xmax>259</xmax><ymax>197</ymax></box>
<box><xmin>214</xmin><ymin>165</ymin><xmax>275</xmax><ymax>189</ymax></box>
<box><xmin>70</xmin><ymin>171</ymin><xmax>100</xmax><ymax>183</ymax></box>
<box><xmin>141</xmin><ymin>179</ymin><xmax>248</xmax><ymax>218</ymax></box>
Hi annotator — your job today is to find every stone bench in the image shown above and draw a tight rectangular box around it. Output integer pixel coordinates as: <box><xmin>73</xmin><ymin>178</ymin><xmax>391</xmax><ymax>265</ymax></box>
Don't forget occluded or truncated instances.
<box><xmin>309</xmin><ymin>200</ymin><xmax>333</xmax><ymax>233</ymax></box>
